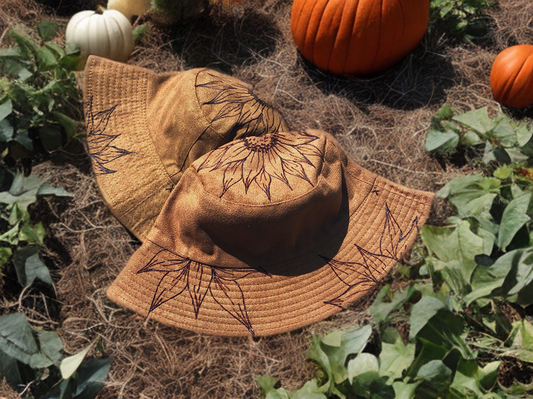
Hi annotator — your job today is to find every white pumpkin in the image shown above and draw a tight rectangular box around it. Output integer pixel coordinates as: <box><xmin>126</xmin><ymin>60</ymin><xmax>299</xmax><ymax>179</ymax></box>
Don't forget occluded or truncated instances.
<box><xmin>65</xmin><ymin>9</ymin><xmax>135</xmax><ymax>67</ymax></box>
<box><xmin>107</xmin><ymin>0</ymin><xmax>151</xmax><ymax>20</ymax></box>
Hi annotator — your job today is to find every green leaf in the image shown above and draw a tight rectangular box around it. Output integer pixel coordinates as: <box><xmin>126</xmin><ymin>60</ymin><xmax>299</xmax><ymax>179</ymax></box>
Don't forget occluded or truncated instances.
<box><xmin>53</xmin><ymin>111</ymin><xmax>80</xmax><ymax>140</ymax></box>
<box><xmin>452</xmin><ymin>107</ymin><xmax>495</xmax><ymax>136</ymax></box>
<box><xmin>392</xmin><ymin>381</ymin><xmax>420</xmax><ymax>399</ymax></box>
<box><xmin>37</xmin><ymin>46</ymin><xmax>59</xmax><ymax>69</ymax></box>
<box><xmin>516</xmin><ymin>124</ymin><xmax>533</xmax><ymax>147</ymax></box>
<box><xmin>319</xmin><ymin>325</ymin><xmax>373</xmax><ymax>384</ymax></box>
<box><xmin>493</xmin><ymin>165</ymin><xmax>513</xmax><ymax>180</ymax></box>
<box><xmin>450</xmin><ymin>370</ymin><xmax>483</xmax><ymax>397</ymax></box>
<box><xmin>409</xmin><ymin>296</ymin><xmax>446</xmax><ymax>340</ymax></box>
<box><xmin>37</xmin><ymin>20</ymin><xmax>58</xmax><ymax>42</ymax></box>
<box><xmin>0</xmin><ymin>313</ymin><xmax>55</xmax><ymax>368</ymax></box>
<box><xmin>38</xmin><ymin>182</ymin><xmax>73</xmax><ymax>198</ymax></box>
<box><xmin>425</xmin><ymin>128</ymin><xmax>459</xmax><ymax>153</ymax></box>
<box><xmin>256</xmin><ymin>376</ymin><xmax>279</xmax><ymax>394</ymax></box>
<box><xmin>0</xmin><ymin>348</ymin><xmax>22</xmax><ymax>385</ymax></box>
<box><xmin>467</xmin><ymin>248</ymin><xmax>533</xmax><ymax>304</ymax></box>
<box><xmin>290</xmin><ymin>379</ymin><xmax>327</xmax><ymax>399</ymax></box>
<box><xmin>497</xmin><ymin>193</ymin><xmax>531</xmax><ymax>251</ymax></box>
<box><xmin>414</xmin><ymin>360</ymin><xmax>453</xmax><ymax>398</ymax></box>
<box><xmin>369</xmin><ymin>286</ymin><xmax>416</xmax><ymax>325</ymax></box>
<box><xmin>349</xmin><ymin>370</ymin><xmax>393</xmax><ymax>399</ymax></box>
<box><xmin>60</xmin><ymin>345</ymin><xmax>92</xmax><ymax>379</ymax></box>
<box><xmin>421</xmin><ymin>220</ymin><xmax>486</xmax><ymax>285</ymax></box>
<box><xmin>71</xmin><ymin>358</ymin><xmax>111</xmax><ymax>399</ymax></box>
<box><xmin>437</xmin><ymin>175</ymin><xmax>500</xmax><ymax>217</ymax></box>
<box><xmin>12</xmin><ymin>245</ymin><xmax>40</xmax><ymax>286</ymax></box>
<box><xmin>308</xmin><ymin>336</ymin><xmax>333</xmax><ymax>386</ymax></box>
<box><xmin>505</xmin><ymin>321</ymin><xmax>533</xmax><ymax>363</ymax></box>
<box><xmin>0</xmin><ymin>48</ymin><xmax>21</xmax><ymax>57</ymax></box>
<box><xmin>38</xmin><ymin>330</ymin><xmax>64</xmax><ymax>366</ymax></box>
<box><xmin>19</xmin><ymin>221</ymin><xmax>46</xmax><ymax>245</ymax></box>
<box><xmin>8</xmin><ymin>27</ymin><xmax>39</xmax><ymax>60</ymax></box>
<box><xmin>264</xmin><ymin>388</ymin><xmax>290</xmax><ymax>399</ymax></box>
<box><xmin>379</xmin><ymin>331</ymin><xmax>416</xmax><ymax>382</ymax></box>
<box><xmin>347</xmin><ymin>353</ymin><xmax>379</xmax><ymax>383</ymax></box>
<box><xmin>0</xmin><ymin>247</ymin><xmax>13</xmax><ymax>266</ymax></box>
<box><xmin>492</xmin><ymin>117</ymin><xmax>518</xmax><ymax>147</ymax></box>
<box><xmin>478</xmin><ymin>361</ymin><xmax>500</xmax><ymax>391</ymax></box>
<box><xmin>0</xmin><ymin>99</ymin><xmax>12</xmax><ymax>121</ymax></box>
<box><xmin>408</xmin><ymin>338</ymin><xmax>448</xmax><ymax>378</ymax></box>
<box><xmin>24</xmin><ymin>252</ymin><xmax>53</xmax><ymax>287</ymax></box>
<box><xmin>0</xmin><ymin>119</ymin><xmax>14</xmax><ymax>142</ymax></box>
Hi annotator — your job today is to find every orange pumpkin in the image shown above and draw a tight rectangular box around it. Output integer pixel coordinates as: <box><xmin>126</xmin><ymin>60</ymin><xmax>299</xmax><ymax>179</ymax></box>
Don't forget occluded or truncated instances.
<box><xmin>490</xmin><ymin>45</ymin><xmax>533</xmax><ymax>109</ymax></box>
<box><xmin>290</xmin><ymin>0</ymin><xmax>430</xmax><ymax>76</ymax></box>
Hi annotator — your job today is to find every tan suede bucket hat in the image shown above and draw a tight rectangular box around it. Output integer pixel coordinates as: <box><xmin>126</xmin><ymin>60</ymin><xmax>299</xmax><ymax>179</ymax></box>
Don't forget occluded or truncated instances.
<box><xmin>107</xmin><ymin>129</ymin><xmax>434</xmax><ymax>336</ymax></box>
<box><xmin>82</xmin><ymin>55</ymin><xmax>288</xmax><ymax>241</ymax></box>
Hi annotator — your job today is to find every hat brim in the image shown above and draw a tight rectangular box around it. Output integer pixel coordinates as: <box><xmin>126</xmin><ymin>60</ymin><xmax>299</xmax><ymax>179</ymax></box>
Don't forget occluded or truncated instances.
<box><xmin>106</xmin><ymin>151</ymin><xmax>434</xmax><ymax>337</ymax></box>
<box><xmin>83</xmin><ymin>56</ymin><xmax>179</xmax><ymax>240</ymax></box>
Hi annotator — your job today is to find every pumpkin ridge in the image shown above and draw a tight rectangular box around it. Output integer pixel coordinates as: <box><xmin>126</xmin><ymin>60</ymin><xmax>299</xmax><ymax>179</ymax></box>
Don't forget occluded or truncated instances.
<box><xmin>319</xmin><ymin>0</ymin><xmax>347</xmax><ymax>72</ymax></box>
<box><xmin>309</xmin><ymin>0</ymin><xmax>331</xmax><ymax>67</ymax></box>
<box><xmin>508</xmin><ymin>53</ymin><xmax>533</xmax><ymax>107</ymax></box>
<box><xmin>290</xmin><ymin>0</ymin><xmax>308</xmax><ymax>53</ymax></box>
<box><xmin>301</xmin><ymin>0</ymin><xmax>325</xmax><ymax>64</ymax></box>
<box><xmin>497</xmin><ymin>56</ymin><xmax>526</xmax><ymax>106</ymax></box>
<box><xmin>335</xmin><ymin>0</ymin><xmax>359</xmax><ymax>75</ymax></box>
<box><xmin>371</xmin><ymin>0</ymin><xmax>384</xmax><ymax>72</ymax></box>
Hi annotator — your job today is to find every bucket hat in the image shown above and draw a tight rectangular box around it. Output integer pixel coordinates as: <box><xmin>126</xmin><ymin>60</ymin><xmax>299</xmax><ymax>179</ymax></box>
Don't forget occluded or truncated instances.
<box><xmin>82</xmin><ymin>55</ymin><xmax>288</xmax><ymax>241</ymax></box>
<box><xmin>107</xmin><ymin>129</ymin><xmax>434</xmax><ymax>336</ymax></box>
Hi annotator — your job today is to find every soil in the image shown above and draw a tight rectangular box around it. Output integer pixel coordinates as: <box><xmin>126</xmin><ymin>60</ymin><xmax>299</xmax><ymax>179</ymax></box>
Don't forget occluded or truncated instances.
<box><xmin>1</xmin><ymin>0</ymin><xmax>533</xmax><ymax>398</ymax></box>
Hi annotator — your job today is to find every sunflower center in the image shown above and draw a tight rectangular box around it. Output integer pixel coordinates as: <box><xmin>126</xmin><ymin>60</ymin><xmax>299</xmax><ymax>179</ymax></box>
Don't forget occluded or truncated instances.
<box><xmin>243</xmin><ymin>134</ymin><xmax>279</xmax><ymax>152</ymax></box>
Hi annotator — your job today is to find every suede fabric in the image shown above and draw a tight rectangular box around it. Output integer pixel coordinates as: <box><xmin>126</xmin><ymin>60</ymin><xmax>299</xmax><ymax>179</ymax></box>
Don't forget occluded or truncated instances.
<box><xmin>107</xmin><ymin>129</ymin><xmax>435</xmax><ymax>336</ymax></box>
<box><xmin>82</xmin><ymin>56</ymin><xmax>288</xmax><ymax>241</ymax></box>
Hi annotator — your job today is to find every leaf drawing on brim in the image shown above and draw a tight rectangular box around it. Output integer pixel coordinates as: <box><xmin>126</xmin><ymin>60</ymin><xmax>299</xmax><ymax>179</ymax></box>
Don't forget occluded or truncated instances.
<box><xmin>85</xmin><ymin>97</ymin><xmax>133</xmax><ymax>175</ymax></box>
<box><xmin>137</xmin><ymin>248</ymin><xmax>262</xmax><ymax>335</ymax></box>
<box><xmin>322</xmin><ymin>202</ymin><xmax>420</xmax><ymax>308</ymax></box>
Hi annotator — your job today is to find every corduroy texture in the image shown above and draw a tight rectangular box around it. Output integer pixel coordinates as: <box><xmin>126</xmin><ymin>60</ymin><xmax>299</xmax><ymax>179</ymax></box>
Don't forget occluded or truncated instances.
<box><xmin>83</xmin><ymin>55</ymin><xmax>288</xmax><ymax>241</ymax></box>
<box><xmin>107</xmin><ymin>129</ymin><xmax>435</xmax><ymax>336</ymax></box>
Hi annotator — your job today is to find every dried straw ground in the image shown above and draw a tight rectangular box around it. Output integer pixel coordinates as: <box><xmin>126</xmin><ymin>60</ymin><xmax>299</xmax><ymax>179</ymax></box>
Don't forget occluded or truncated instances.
<box><xmin>1</xmin><ymin>0</ymin><xmax>533</xmax><ymax>398</ymax></box>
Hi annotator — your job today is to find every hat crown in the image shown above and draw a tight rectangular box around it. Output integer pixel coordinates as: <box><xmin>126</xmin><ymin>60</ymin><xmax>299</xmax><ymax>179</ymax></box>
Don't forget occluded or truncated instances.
<box><xmin>154</xmin><ymin>130</ymin><xmax>345</xmax><ymax>267</ymax></box>
<box><xmin>196</xmin><ymin>131</ymin><xmax>326</xmax><ymax>203</ymax></box>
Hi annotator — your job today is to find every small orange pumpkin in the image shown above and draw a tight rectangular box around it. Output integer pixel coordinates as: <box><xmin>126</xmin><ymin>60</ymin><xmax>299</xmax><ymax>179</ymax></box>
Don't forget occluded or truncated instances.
<box><xmin>490</xmin><ymin>45</ymin><xmax>533</xmax><ymax>109</ymax></box>
<box><xmin>290</xmin><ymin>0</ymin><xmax>430</xmax><ymax>76</ymax></box>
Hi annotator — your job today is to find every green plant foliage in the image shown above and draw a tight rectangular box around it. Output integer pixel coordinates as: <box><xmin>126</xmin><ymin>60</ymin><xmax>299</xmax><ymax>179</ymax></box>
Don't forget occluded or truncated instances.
<box><xmin>429</xmin><ymin>0</ymin><xmax>493</xmax><ymax>42</ymax></box>
<box><xmin>0</xmin><ymin>21</ymin><xmax>82</xmax><ymax>173</ymax></box>
<box><xmin>0</xmin><ymin>171</ymin><xmax>72</xmax><ymax>288</ymax></box>
<box><xmin>150</xmin><ymin>0</ymin><xmax>210</xmax><ymax>24</ymax></box>
<box><xmin>0</xmin><ymin>313</ymin><xmax>110</xmax><ymax>399</ymax></box>
<box><xmin>259</xmin><ymin>107</ymin><xmax>533</xmax><ymax>398</ymax></box>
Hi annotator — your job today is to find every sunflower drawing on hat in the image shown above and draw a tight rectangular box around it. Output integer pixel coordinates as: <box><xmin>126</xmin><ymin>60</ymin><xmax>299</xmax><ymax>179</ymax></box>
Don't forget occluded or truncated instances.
<box><xmin>196</xmin><ymin>130</ymin><xmax>323</xmax><ymax>200</ymax></box>
<box><xmin>196</xmin><ymin>72</ymin><xmax>287</xmax><ymax>137</ymax></box>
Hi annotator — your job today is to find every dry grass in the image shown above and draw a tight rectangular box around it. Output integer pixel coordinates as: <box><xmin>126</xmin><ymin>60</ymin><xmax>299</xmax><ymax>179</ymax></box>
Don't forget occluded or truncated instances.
<box><xmin>1</xmin><ymin>0</ymin><xmax>533</xmax><ymax>398</ymax></box>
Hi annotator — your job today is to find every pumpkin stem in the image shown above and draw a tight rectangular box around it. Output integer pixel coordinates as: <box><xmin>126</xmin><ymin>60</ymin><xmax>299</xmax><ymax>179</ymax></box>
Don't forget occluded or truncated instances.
<box><xmin>96</xmin><ymin>4</ymin><xmax>106</xmax><ymax>14</ymax></box>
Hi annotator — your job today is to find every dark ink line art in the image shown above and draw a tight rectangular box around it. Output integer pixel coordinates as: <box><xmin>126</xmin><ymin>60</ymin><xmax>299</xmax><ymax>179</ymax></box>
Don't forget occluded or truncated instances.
<box><xmin>85</xmin><ymin>97</ymin><xmax>133</xmax><ymax>175</ymax></box>
<box><xmin>196</xmin><ymin>72</ymin><xmax>285</xmax><ymax>137</ymax></box>
<box><xmin>322</xmin><ymin>203</ymin><xmax>420</xmax><ymax>308</ymax></box>
<box><xmin>138</xmin><ymin>248</ymin><xmax>265</xmax><ymax>335</ymax></box>
<box><xmin>196</xmin><ymin>130</ymin><xmax>323</xmax><ymax>200</ymax></box>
